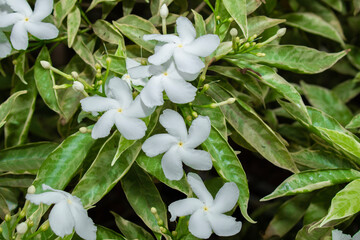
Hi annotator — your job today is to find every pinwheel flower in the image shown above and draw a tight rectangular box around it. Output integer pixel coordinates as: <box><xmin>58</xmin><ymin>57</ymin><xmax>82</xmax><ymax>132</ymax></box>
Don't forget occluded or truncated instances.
<box><xmin>142</xmin><ymin>109</ymin><xmax>212</xmax><ymax>180</ymax></box>
<box><xmin>128</xmin><ymin>60</ymin><xmax>198</xmax><ymax>107</ymax></box>
<box><xmin>143</xmin><ymin>16</ymin><xmax>220</xmax><ymax>74</ymax></box>
<box><xmin>332</xmin><ymin>229</ymin><xmax>360</xmax><ymax>240</ymax></box>
<box><xmin>169</xmin><ymin>173</ymin><xmax>242</xmax><ymax>239</ymax></box>
<box><xmin>80</xmin><ymin>77</ymin><xmax>154</xmax><ymax>140</ymax></box>
<box><xmin>121</xmin><ymin>58</ymin><xmax>148</xmax><ymax>87</ymax></box>
<box><xmin>26</xmin><ymin>184</ymin><xmax>97</xmax><ymax>240</ymax></box>
<box><xmin>0</xmin><ymin>0</ymin><xmax>59</xmax><ymax>50</ymax></box>
<box><xmin>0</xmin><ymin>0</ymin><xmax>12</xmax><ymax>58</ymax></box>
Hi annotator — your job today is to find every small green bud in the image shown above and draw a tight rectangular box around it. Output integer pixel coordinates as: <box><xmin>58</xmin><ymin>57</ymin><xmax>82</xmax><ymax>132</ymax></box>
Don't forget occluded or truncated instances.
<box><xmin>40</xmin><ymin>61</ymin><xmax>51</xmax><ymax>70</ymax></box>
<box><xmin>186</xmin><ymin>115</ymin><xmax>192</xmax><ymax>122</ymax></box>
<box><xmin>79</xmin><ymin>127</ymin><xmax>88</xmax><ymax>133</ymax></box>
<box><xmin>200</xmin><ymin>75</ymin><xmax>206</xmax><ymax>82</ymax></box>
<box><xmin>71</xmin><ymin>71</ymin><xmax>79</xmax><ymax>79</ymax></box>
<box><xmin>251</xmin><ymin>42</ymin><xmax>256</xmax><ymax>46</ymax></box>
<box><xmin>202</xmin><ymin>84</ymin><xmax>210</xmax><ymax>92</ymax></box>
<box><xmin>150</xmin><ymin>207</ymin><xmax>157</xmax><ymax>214</ymax></box>
<box><xmin>19</xmin><ymin>210</ymin><xmax>26</xmax><ymax>219</ymax></box>
<box><xmin>12</xmin><ymin>60</ymin><xmax>17</xmax><ymax>65</ymax></box>
<box><xmin>5</xmin><ymin>214</ymin><xmax>11</xmax><ymax>222</ymax></box>
<box><xmin>95</xmin><ymin>63</ymin><xmax>101</xmax><ymax>70</ymax></box>
<box><xmin>141</xmin><ymin>59</ymin><xmax>147</xmax><ymax>65</ymax></box>
<box><xmin>216</xmin><ymin>15</ymin><xmax>221</xmax><ymax>20</ymax></box>
<box><xmin>192</xmin><ymin>111</ymin><xmax>198</xmax><ymax>118</ymax></box>
<box><xmin>228</xmin><ymin>17</ymin><xmax>234</xmax><ymax>22</ymax></box>
<box><xmin>157</xmin><ymin>219</ymin><xmax>164</xmax><ymax>226</ymax></box>
<box><xmin>27</xmin><ymin>185</ymin><xmax>36</xmax><ymax>194</ymax></box>
<box><xmin>96</xmin><ymin>72</ymin><xmax>102</xmax><ymax>79</ymax></box>
<box><xmin>256</xmin><ymin>53</ymin><xmax>266</xmax><ymax>57</ymax></box>
<box><xmin>106</xmin><ymin>57</ymin><xmax>111</xmax><ymax>65</ymax></box>
<box><xmin>160</xmin><ymin>227</ymin><xmax>167</xmax><ymax>233</ymax></box>
<box><xmin>230</xmin><ymin>28</ymin><xmax>238</xmax><ymax>37</ymax></box>
<box><xmin>27</xmin><ymin>219</ymin><xmax>34</xmax><ymax>227</ymax></box>
<box><xmin>244</xmin><ymin>42</ymin><xmax>250</xmax><ymax>48</ymax></box>
<box><xmin>172</xmin><ymin>231</ymin><xmax>177</xmax><ymax>237</ymax></box>
<box><xmin>40</xmin><ymin>222</ymin><xmax>50</xmax><ymax>232</ymax></box>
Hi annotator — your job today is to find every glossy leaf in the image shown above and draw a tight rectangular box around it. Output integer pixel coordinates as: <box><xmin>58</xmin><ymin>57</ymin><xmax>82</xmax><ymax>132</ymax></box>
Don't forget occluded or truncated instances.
<box><xmin>0</xmin><ymin>90</ymin><xmax>27</xmax><ymax>128</ymax></box>
<box><xmin>192</xmin><ymin>10</ymin><xmax>206</xmax><ymax>36</ymax></box>
<box><xmin>112</xmin><ymin>212</ymin><xmax>154</xmax><ymax>240</ymax></box>
<box><xmin>87</xmin><ymin>0</ymin><xmax>117</xmax><ymax>12</ymax></box>
<box><xmin>321</xmin><ymin>0</ymin><xmax>344</xmax><ymax>13</ymax></box>
<box><xmin>202</xmin><ymin>126</ymin><xmax>253</xmax><ymax>223</ymax></box>
<box><xmin>72</xmin><ymin>36</ymin><xmax>96</xmax><ymax>68</ymax></box>
<box><xmin>94</xmin><ymin>54</ymin><xmax>126</xmax><ymax>75</ymax></box>
<box><xmin>111</xmin><ymin>137</ymin><xmax>135</xmax><ymax>166</ymax></box>
<box><xmin>14</xmin><ymin>53</ymin><xmax>26</xmax><ymax>85</ymax></box>
<box><xmin>0</xmin><ymin>175</ymin><xmax>34</xmax><ymax>188</ymax></box>
<box><xmin>96</xmin><ymin>225</ymin><xmax>126</xmax><ymax>239</ymax></box>
<box><xmin>262</xmin><ymin>169</ymin><xmax>360</xmax><ymax>201</ymax></box>
<box><xmin>67</xmin><ymin>6</ymin><xmax>81</xmax><ymax>47</ymax></box>
<box><xmin>34</xmin><ymin>47</ymin><xmax>62</xmax><ymax>115</ymax></box>
<box><xmin>223</xmin><ymin>0</ymin><xmax>247</xmax><ymax>38</ymax></box>
<box><xmin>248</xmin><ymin>16</ymin><xmax>285</xmax><ymax>37</ymax></box>
<box><xmin>346</xmin><ymin>114</ymin><xmax>360</xmax><ymax>129</ymax></box>
<box><xmin>53</xmin><ymin>0</ymin><xmax>77</xmax><ymax>27</ymax></box>
<box><xmin>0</xmin><ymin>193</ymin><xmax>9</xmax><ymax>220</ymax></box>
<box><xmin>233</xmin><ymin>45</ymin><xmax>347</xmax><ymax>74</ymax></box>
<box><xmin>92</xmin><ymin>19</ymin><xmax>125</xmax><ymax>45</ymax></box>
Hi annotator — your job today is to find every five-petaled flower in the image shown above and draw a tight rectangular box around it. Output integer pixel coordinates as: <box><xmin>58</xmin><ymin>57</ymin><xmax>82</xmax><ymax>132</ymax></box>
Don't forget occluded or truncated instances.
<box><xmin>80</xmin><ymin>77</ymin><xmax>154</xmax><ymax>140</ymax></box>
<box><xmin>169</xmin><ymin>173</ymin><xmax>242</xmax><ymax>239</ymax></box>
<box><xmin>142</xmin><ymin>109</ymin><xmax>212</xmax><ymax>180</ymax></box>
<box><xmin>0</xmin><ymin>0</ymin><xmax>58</xmax><ymax>50</ymax></box>
<box><xmin>143</xmin><ymin>16</ymin><xmax>220</xmax><ymax>74</ymax></box>
<box><xmin>26</xmin><ymin>184</ymin><xmax>97</xmax><ymax>240</ymax></box>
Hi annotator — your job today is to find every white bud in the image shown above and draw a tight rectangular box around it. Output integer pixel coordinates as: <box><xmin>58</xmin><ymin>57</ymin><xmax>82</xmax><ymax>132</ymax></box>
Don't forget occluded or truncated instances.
<box><xmin>276</xmin><ymin>28</ymin><xmax>286</xmax><ymax>37</ymax></box>
<box><xmin>72</xmin><ymin>81</ymin><xmax>85</xmax><ymax>92</ymax></box>
<box><xmin>71</xmin><ymin>71</ymin><xmax>79</xmax><ymax>79</ymax></box>
<box><xmin>230</xmin><ymin>28</ymin><xmax>238</xmax><ymax>37</ymax></box>
<box><xmin>40</xmin><ymin>61</ymin><xmax>51</xmax><ymax>69</ymax></box>
<box><xmin>256</xmin><ymin>53</ymin><xmax>266</xmax><ymax>57</ymax></box>
<box><xmin>160</xmin><ymin>4</ymin><xmax>169</xmax><ymax>18</ymax></box>
<box><xmin>226</xmin><ymin>98</ymin><xmax>236</xmax><ymax>104</ymax></box>
<box><xmin>27</xmin><ymin>185</ymin><xmax>36</xmax><ymax>194</ymax></box>
<box><xmin>79</xmin><ymin>127</ymin><xmax>88</xmax><ymax>133</ymax></box>
<box><xmin>16</xmin><ymin>222</ymin><xmax>28</xmax><ymax>234</ymax></box>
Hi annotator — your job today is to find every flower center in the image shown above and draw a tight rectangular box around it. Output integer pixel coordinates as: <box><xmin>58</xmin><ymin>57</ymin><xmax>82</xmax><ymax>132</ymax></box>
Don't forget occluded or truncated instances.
<box><xmin>203</xmin><ymin>206</ymin><xmax>209</xmax><ymax>211</ymax></box>
<box><xmin>67</xmin><ymin>199</ymin><xmax>72</xmax><ymax>204</ymax></box>
<box><xmin>163</xmin><ymin>72</ymin><xmax>168</xmax><ymax>76</ymax></box>
<box><xmin>125</xmin><ymin>74</ymin><xmax>131</xmax><ymax>79</ymax></box>
<box><xmin>118</xmin><ymin>108</ymin><xmax>123</xmax><ymax>113</ymax></box>
<box><xmin>24</xmin><ymin>17</ymin><xmax>29</xmax><ymax>22</ymax></box>
<box><xmin>177</xmin><ymin>44</ymin><xmax>183</xmax><ymax>48</ymax></box>
<box><xmin>178</xmin><ymin>141</ymin><xmax>183</xmax><ymax>147</ymax></box>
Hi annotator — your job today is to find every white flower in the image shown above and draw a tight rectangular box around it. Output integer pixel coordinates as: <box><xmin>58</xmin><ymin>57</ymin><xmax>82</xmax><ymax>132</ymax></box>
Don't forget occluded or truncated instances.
<box><xmin>169</xmin><ymin>173</ymin><xmax>242</xmax><ymax>239</ymax></box>
<box><xmin>16</xmin><ymin>222</ymin><xmax>28</xmax><ymax>234</ymax></box>
<box><xmin>128</xmin><ymin>60</ymin><xmax>198</xmax><ymax>107</ymax></box>
<box><xmin>80</xmin><ymin>77</ymin><xmax>154</xmax><ymax>140</ymax></box>
<box><xmin>26</xmin><ymin>184</ymin><xmax>97</xmax><ymax>240</ymax></box>
<box><xmin>332</xmin><ymin>229</ymin><xmax>360</xmax><ymax>240</ymax></box>
<box><xmin>143</xmin><ymin>16</ymin><xmax>220</xmax><ymax>74</ymax></box>
<box><xmin>160</xmin><ymin>4</ymin><xmax>169</xmax><ymax>19</ymax></box>
<box><xmin>121</xmin><ymin>58</ymin><xmax>148</xmax><ymax>88</ymax></box>
<box><xmin>142</xmin><ymin>109</ymin><xmax>212</xmax><ymax>180</ymax></box>
<box><xmin>72</xmin><ymin>81</ymin><xmax>85</xmax><ymax>92</ymax></box>
<box><xmin>0</xmin><ymin>0</ymin><xmax>58</xmax><ymax>50</ymax></box>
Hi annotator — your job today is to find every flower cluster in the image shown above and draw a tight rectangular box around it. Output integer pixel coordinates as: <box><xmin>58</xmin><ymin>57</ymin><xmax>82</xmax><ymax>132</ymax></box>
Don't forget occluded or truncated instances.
<box><xmin>0</xmin><ymin>0</ymin><xmax>58</xmax><ymax>55</ymax></box>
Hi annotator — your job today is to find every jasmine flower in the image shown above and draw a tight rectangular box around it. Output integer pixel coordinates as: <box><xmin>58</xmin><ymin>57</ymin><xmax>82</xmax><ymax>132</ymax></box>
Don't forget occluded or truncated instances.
<box><xmin>169</xmin><ymin>173</ymin><xmax>242</xmax><ymax>239</ymax></box>
<box><xmin>142</xmin><ymin>109</ymin><xmax>212</xmax><ymax>180</ymax></box>
<box><xmin>121</xmin><ymin>58</ymin><xmax>148</xmax><ymax>87</ymax></box>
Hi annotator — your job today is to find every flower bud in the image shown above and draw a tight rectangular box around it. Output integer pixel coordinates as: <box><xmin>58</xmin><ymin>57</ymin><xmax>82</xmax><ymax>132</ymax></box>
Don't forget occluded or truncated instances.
<box><xmin>40</xmin><ymin>222</ymin><xmax>50</xmax><ymax>232</ymax></box>
<box><xmin>186</xmin><ymin>115</ymin><xmax>192</xmax><ymax>122</ymax></box>
<box><xmin>79</xmin><ymin>127</ymin><xmax>88</xmax><ymax>133</ymax></box>
<box><xmin>256</xmin><ymin>53</ymin><xmax>266</xmax><ymax>57</ymax></box>
<box><xmin>157</xmin><ymin>219</ymin><xmax>164</xmax><ymax>226</ymax></box>
<box><xmin>5</xmin><ymin>214</ymin><xmax>11</xmax><ymax>222</ymax></box>
<box><xmin>106</xmin><ymin>57</ymin><xmax>111</xmax><ymax>65</ymax></box>
<box><xmin>27</xmin><ymin>219</ymin><xmax>34</xmax><ymax>227</ymax></box>
<box><xmin>202</xmin><ymin>84</ymin><xmax>210</xmax><ymax>92</ymax></box>
<box><xmin>72</xmin><ymin>81</ymin><xmax>85</xmax><ymax>92</ymax></box>
<box><xmin>16</xmin><ymin>222</ymin><xmax>28</xmax><ymax>234</ymax></box>
<box><xmin>19</xmin><ymin>210</ymin><xmax>26</xmax><ymax>219</ymax></box>
<box><xmin>192</xmin><ymin>111</ymin><xmax>198</xmax><ymax>118</ymax></box>
<box><xmin>172</xmin><ymin>231</ymin><xmax>177</xmax><ymax>237</ymax></box>
<box><xmin>27</xmin><ymin>185</ymin><xmax>36</xmax><ymax>194</ymax></box>
<box><xmin>160</xmin><ymin>4</ymin><xmax>169</xmax><ymax>19</ymax></box>
<box><xmin>226</xmin><ymin>98</ymin><xmax>236</xmax><ymax>104</ymax></box>
<box><xmin>216</xmin><ymin>15</ymin><xmax>221</xmax><ymax>20</ymax></box>
<box><xmin>228</xmin><ymin>17</ymin><xmax>234</xmax><ymax>22</ymax></box>
<box><xmin>276</xmin><ymin>28</ymin><xmax>286</xmax><ymax>37</ymax></box>
<box><xmin>160</xmin><ymin>226</ymin><xmax>167</xmax><ymax>233</ymax></box>
<box><xmin>71</xmin><ymin>71</ymin><xmax>79</xmax><ymax>79</ymax></box>
<box><xmin>151</xmin><ymin>207</ymin><xmax>157</xmax><ymax>214</ymax></box>
<box><xmin>244</xmin><ymin>42</ymin><xmax>250</xmax><ymax>48</ymax></box>
<box><xmin>230</xmin><ymin>28</ymin><xmax>238</xmax><ymax>37</ymax></box>
<box><xmin>40</xmin><ymin>61</ymin><xmax>51</xmax><ymax>70</ymax></box>
<box><xmin>95</xmin><ymin>63</ymin><xmax>101</xmax><ymax>70</ymax></box>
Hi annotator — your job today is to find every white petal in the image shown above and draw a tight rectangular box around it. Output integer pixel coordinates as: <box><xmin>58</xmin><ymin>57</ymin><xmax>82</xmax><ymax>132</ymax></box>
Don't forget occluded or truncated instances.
<box><xmin>188</xmin><ymin>209</ymin><xmax>212</xmax><ymax>239</ymax></box>
<box><xmin>131</xmin><ymin>77</ymin><xmax>148</xmax><ymax>86</ymax></box>
<box><xmin>161</xmin><ymin>147</ymin><xmax>184</xmax><ymax>180</ymax></box>
<box><xmin>168</xmin><ymin>198</ymin><xmax>203</xmax><ymax>221</ymax></box>
<box><xmin>80</xmin><ymin>96</ymin><xmax>120</xmax><ymax>112</ymax></box>
<box><xmin>126</xmin><ymin>57</ymin><xmax>141</xmax><ymax>70</ymax></box>
<box><xmin>107</xmin><ymin>77</ymin><xmax>133</xmax><ymax>107</ymax></box>
<box><xmin>6</xmin><ymin>0</ymin><xmax>32</xmax><ymax>16</ymax></box>
<box><xmin>176</xmin><ymin>17</ymin><xmax>196</xmax><ymax>44</ymax></box>
<box><xmin>91</xmin><ymin>109</ymin><xmax>117</xmax><ymax>139</ymax></box>
<box><xmin>184</xmin><ymin>116</ymin><xmax>211</xmax><ymax>148</ymax></box>
<box><xmin>31</xmin><ymin>0</ymin><xmax>53</xmax><ymax>21</ymax></box>
<box><xmin>332</xmin><ymin>230</ymin><xmax>352</xmax><ymax>240</ymax></box>
<box><xmin>179</xmin><ymin>148</ymin><xmax>212</xmax><ymax>171</ymax></box>
<box><xmin>10</xmin><ymin>21</ymin><xmax>28</xmax><ymax>50</ymax></box>
<box><xmin>211</xmin><ymin>182</ymin><xmax>239</xmax><ymax>213</ymax></box>
<box><xmin>142</xmin><ymin>134</ymin><xmax>178</xmax><ymax>157</ymax></box>
<box><xmin>115</xmin><ymin>115</ymin><xmax>147</xmax><ymax>140</ymax></box>
<box><xmin>140</xmin><ymin>76</ymin><xmax>164</xmax><ymax>107</ymax></box>
<box><xmin>178</xmin><ymin>69</ymin><xmax>200</xmax><ymax>81</ymax></box>
<box><xmin>207</xmin><ymin>212</ymin><xmax>242</xmax><ymax>237</ymax></box>
<box><xmin>128</xmin><ymin>65</ymin><xmax>152</xmax><ymax>79</ymax></box>
<box><xmin>143</xmin><ymin>34</ymin><xmax>180</xmax><ymax>43</ymax></box>
<box><xmin>26</xmin><ymin>21</ymin><xmax>58</xmax><ymax>39</ymax></box>
<box><xmin>124</xmin><ymin>95</ymin><xmax>155</xmax><ymax>118</ymax></box>
<box><xmin>0</xmin><ymin>31</ymin><xmax>11</xmax><ymax>58</ymax></box>
<box><xmin>187</xmin><ymin>173</ymin><xmax>213</xmax><ymax>205</ymax></box>
<box><xmin>69</xmin><ymin>197</ymin><xmax>97</xmax><ymax>240</ymax></box>
<box><xmin>173</xmin><ymin>48</ymin><xmax>204</xmax><ymax>74</ymax></box>
<box><xmin>184</xmin><ymin>35</ymin><xmax>220</xmax><ymax>57</ymax></box>
<box><xmin>0</xmin><ymin>13</ymin><xmax>23</xmax><ymax>28</ymax></box>
<box><xmin>163</xmin><ymin>77</ymin><xmax>197</xmax><ymax>104</ymax></box>
<box><xmin>148</xmin><ymin>43</ymin><xmax>175</xmax><ymax>65</ymax></box>
<box><xmin>159</xmin><ymin>109</ymin><xmax>187</xmax><ymax>141</ymax></box>
<box><xmin>26</xmin><ymin>192</ymin><xmax>65</xmax><ymax>205</ymax></box>
<box><xmin>49</xmin><ymin>200</ymin><xmax>75</xmax><ymax>238</ymax></box>
<box><xmin>121</xmin><ymin>74</ymin><xmax>132</xmax><ymax>88</ymax></box>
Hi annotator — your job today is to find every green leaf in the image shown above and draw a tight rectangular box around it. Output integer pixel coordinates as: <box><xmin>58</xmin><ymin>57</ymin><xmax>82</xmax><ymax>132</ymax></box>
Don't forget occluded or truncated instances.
<box><xmin>320</xmin><ymin>0</ymin><xmax>345</xmax><ymax>13</ymax></box>
<box><xmin>264</xmin><ymin>194</ymin><xmax>313</xmax><ymax>238</ymax></box>
<box><xmin>87</xmin><ymin>0</ymin><xmax>117</xmax><ymax>12</ymax></box>
<box><xmin>247</xmin><ymin>16</ymin><xmax>285</xmax><ymax>37</ymax></box>
<box><xmin>0</xmin><ymin>142</ymin><xmax>58</xmax><ymax>174</ymax></box>
<box><xmin>92</xmin><ymin>20</ymin><xmax>125</xmax><ymax>45</ymax></box>
<box><xmin>223</xmin><ymin>0</ymin><xmax>248</xmax><ymax>38</ymax></box>
<box><xmin>150</xmin><ymin>0</ymin><xmax>173</xmax><ymax>16</ymax></box>
<box><xmin>114</xmin><ymin>15</ymin><xmax>160</xmax><ymax>53</ymax></box>
<box><xmin>72</xmin><ymin>36</ymin><xmax>96</xmax><ymax>68</ymax></box>
<box><xmin>208</xmin><ymin>84</ymin><xmax>298</xmax><ymax>173</ymax></box>
<box><xmin>111</xmin><ymin>137</ymin><xmax>135</xmax><ymax>166</ymax></box>
<box><xmin>232</xmin><ymin>45</ymin><xmax>347</xmax><ymax>74</ymax></box>
<box><xmin>0</xmin><ymin>90</ymin><xmax>27</xmax><ymax>128</ymax></box>
<box><xmin>0</xmin><ymin>175</ymin><xmax>34</xmax><ymax>188</ymax></box>
<box><xmin>301</xmin><ymin>81</ymin><xmax>352</xmax><ymax>125</ymax></box>
<box><xmin>67</xmin><ymin>6</ymin><xmax>81</xmax><ymax>47</ymax></box>
<box><xmin>53</xmin><ymin>0</ymin><xmax>77</xmax><ymax>27</ymax></box>
<box><xmin>121</xmin><ymin>163</ymin><xmax>168</xmax><ymax>235</ymax></box>
<box><xmin>346</xmin><ymin>114</ymin><xmax>360</xmax><ymax>129</ymax></box>
<box><xmin>96</xmin><ymin>225</ymin><xmax>126</xmax><ymax>239</ymax></box>
<box><xmin>14</xmin><ymin>53</ymin><xmax>27</xmax><ymax>85</ymax></box>
<box><xmin>192</xmin><ymin>10</ymin><xmax>206</xmax><ymax>37</ymax></box>
<box><xmin>94</xmin><ymin>54</ymin><xmax>126</xmax><ymax>75</ymax></box>
<box><xmin>346</xmin><ymin>44</ymin><xmax>360</xmax><ymax>70</ymax></box>
<box><xmin>321</xmin><ymin>179</ymin><xmax>360</xmax><ymax>226</ymax></box>
<box><xmin>332</xmin><ymin>78</ymin><xmax>360</xmax><ymax>103</ymax></box>
<box><xmin>202</xmin><ymin>126</ymin><xmax>253</xmax><ymax>223</ymax></box>
<box><xmin>112</xmin><ymin>212</ymin><xmax>154</xmax><ymax>240</ymax></box>
<box><xmin>354</xmin><ymin>0</ymin><xmax>360</xmax><ymax>15</ymax></box>
<box><xmin>282</xmin><ymin>12</ymin><xmax>344</xmax><ymax>45</ymax></box>
<box><xmin>0</xmin><ymin>193</ymin><xmax>9</xmax><ymax>220</ymax></box>
<box><xmin>247</xmin><ymin>0</ymin><xmax>262</xmax><ymax>14</ymax></box>
<box><xmin>262</xmin><ymin>169</ymin><xmax>360</xmax><ymax>201</ymax></box>
<box><xmin>5</xmin><ymin>70</ymin><xmax>37</xmax><ymax>147</ymax></box>
<box><xmin>34</xmin><ymin>47</ymin><xmax>62</xmax><ymax>115</ymax></box>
